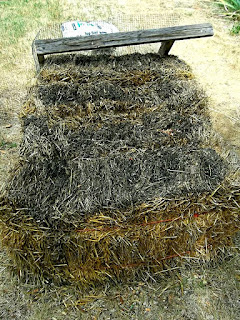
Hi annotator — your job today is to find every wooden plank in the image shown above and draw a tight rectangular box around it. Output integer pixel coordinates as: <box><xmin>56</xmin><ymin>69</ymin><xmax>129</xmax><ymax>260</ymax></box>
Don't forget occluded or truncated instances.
<box><xmin>158</xmin><ymin>40</ymin><xmax>175</xmax><ymax>57</ymax></box>
<box><xmin>37</xmin><ymin>54</ymin><xmax>45</xmax><ymax>65</ymax></box>
<box><xmin>34</xmin><ymin>23</ymin><xmax>213</xmax><ymax>55</ymax></box>
<box><xmin>32</xmin><ymin>41</ymin><xmax>40</xmax><ymax>72</ymax></box>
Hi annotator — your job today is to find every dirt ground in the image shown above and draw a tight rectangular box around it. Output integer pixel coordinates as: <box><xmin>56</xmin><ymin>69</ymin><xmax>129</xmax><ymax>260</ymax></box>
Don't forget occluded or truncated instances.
<box><xmin>0</xmin><ymin>0</ymin><xmax>239</xmax><ymax>319</ymax></box>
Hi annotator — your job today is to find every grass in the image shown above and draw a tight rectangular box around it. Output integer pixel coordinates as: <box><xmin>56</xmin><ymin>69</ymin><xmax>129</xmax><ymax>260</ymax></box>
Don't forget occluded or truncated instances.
<box><xmin>0</xmin><ymin>0</ymin><xmax>62</xmax><ymax>45</ymax></box>
<box><xmin>0</xmin><ymin>0</ymin><xmax>63</xmax><ymax>87</ymax></box>
<box><xmin>216</xmin><ymin>0</ymin><xmax>240</xmax><ymax>16</ymax></box>
<box><xmin>214</xmin><ymin>0</ymin><xmax>240</xmax><ymax>33</ymax></box>
<box><xmin>0</xmin><ymin>140</ymin><xmax>17</xmax><ymax>150</ymax></box>
<box><xmin>0</xmin><ymin>131</ymin><xmax>17</xmax><ymax>150</ymax></box>
<box><xmin>231</xmin><ymin>22</ymin><xmax>240</xmax><ymax>33</ymax></box>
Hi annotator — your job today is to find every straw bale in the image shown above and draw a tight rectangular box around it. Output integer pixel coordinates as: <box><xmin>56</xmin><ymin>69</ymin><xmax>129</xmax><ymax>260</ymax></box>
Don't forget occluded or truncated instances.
<box><xmin>8</xmin><ymin>143</ymin><xmax>227</xmax><ymax>226</ymax></box>
<box><xmin>9</xmin><ymin>54</ymin><xmax>227</xmax><ymax>226</ymax></box>
<box><xmin>0</xmin><ymin>179</ymin><xmax>239</xmax><ymax>286</ymax></box>
<box><xmin>0</xmin><ymin>53</ymin><xmax>239</xmax><ymax>286</ymax></box>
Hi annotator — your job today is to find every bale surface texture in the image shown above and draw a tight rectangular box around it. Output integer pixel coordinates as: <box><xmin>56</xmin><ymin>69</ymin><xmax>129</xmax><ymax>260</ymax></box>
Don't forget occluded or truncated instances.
<box><xmin>0</xmin><ymin>53</ymin><xmax>239</xmax><ymax>286</ymax></box>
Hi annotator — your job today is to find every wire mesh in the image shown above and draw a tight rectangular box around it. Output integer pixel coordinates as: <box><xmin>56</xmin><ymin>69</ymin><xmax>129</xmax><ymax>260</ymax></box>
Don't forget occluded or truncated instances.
<box><xmin>37</xmin><ymin>14</ymin><xmax>182</xmax><ymax>40</ymax></box>
<box><xmin>36</xmin><ymin>14</ymin><xmax>185</xmax><ymax>55</ymax></box>
<box><xmin>35</xmin><ymin>13</ymin><xmax>209</xmax><ymax>55</ymax></box>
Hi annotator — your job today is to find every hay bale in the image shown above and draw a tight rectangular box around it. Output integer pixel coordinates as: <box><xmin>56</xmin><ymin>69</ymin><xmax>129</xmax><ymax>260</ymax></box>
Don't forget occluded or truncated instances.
<box><xmin>0</xmin><ymin>53</ymin><xmax>239</xmax><ymax>286</ymax></box>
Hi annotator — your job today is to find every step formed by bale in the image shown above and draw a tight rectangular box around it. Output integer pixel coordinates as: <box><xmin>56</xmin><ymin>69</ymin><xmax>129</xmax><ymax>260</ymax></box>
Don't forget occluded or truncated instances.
<box><xmin>0</xmin><ymin>53</ymin><xmax>239</xmax><ymax>287</ymax></box>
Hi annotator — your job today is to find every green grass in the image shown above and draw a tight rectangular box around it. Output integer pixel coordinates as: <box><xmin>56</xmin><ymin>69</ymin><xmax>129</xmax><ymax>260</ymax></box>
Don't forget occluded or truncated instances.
<box><xmin>0</xmin><ymin>0</ymin><xmax>62</xmax><ymax>45</ymax></box>
<box><xmin>231</xmin><ymin>22</ymin><xmax>240</xmax><ymax>33</ymax></box>
<box><xmin>0</xmin><ymin>0</ymin><xmax>63</xmax><ymax>84</ymax></box>
<box><xmin>0</xmin><ymin>140</ymin><xmax>17</xmax><ymax>149</ymax></box>
<box><xmin>214</xmin><ymin>0</ymin><xmax>240</xmax><ymax>34</ymax></box>
<box><xmin>215</xmin><ymin>0</ymin><xmax>240</xmax><ymax>19</ymax></box>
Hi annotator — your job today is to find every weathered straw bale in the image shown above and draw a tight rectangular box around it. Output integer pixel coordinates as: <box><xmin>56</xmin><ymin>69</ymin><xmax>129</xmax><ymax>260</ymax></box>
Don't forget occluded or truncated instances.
<box><xmin>0</xmin><ymin>180</ymin><xmax>239</xmax><ymax>286</ymax></box>
<box><xmin>0</xmin><ymin>53</ymin><xmax>239</xmax><ymax>286</ymax></box>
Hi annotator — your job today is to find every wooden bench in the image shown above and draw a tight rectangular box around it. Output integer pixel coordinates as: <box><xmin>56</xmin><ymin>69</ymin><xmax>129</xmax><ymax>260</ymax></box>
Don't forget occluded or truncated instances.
<box><xmin>32</xmin><ymin>23</ymin><xmax>214</xmax><ymax>71</ymax></box>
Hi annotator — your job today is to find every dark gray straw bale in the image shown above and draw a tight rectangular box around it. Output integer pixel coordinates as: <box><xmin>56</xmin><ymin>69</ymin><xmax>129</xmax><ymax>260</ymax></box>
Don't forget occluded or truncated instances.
<box><xmin>1</xmin><ymin>53</ymin><xmax>239</xmax><ymax>286</ymax></box>
<box><xmin>9</xmin><ymin>144</ymin><xmax>226</xmax><ymax>227</ymax></box>
<box><xmin>5</xmin><ymin>54</ymin><xmax>228</xmax><ymax>228</ymax></box>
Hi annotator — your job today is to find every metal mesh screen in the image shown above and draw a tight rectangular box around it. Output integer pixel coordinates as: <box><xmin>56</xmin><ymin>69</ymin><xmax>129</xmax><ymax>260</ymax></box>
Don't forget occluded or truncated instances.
<box><xmin>35</xmin><ymin>14</ymin><xmax>201</xmax><ymax>55</ymax></box>
<box><xmin>37</xmin><ymin>14</ymin><xmax>182</xmax><ymax>39</ymax></box>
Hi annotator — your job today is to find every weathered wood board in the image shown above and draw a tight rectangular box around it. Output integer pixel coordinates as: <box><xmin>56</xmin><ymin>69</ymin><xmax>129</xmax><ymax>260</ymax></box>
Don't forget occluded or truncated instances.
<box><xmin>33</xmin><ymin>23</ymin><xmax>214</xmax><ymax>71</ymax></box>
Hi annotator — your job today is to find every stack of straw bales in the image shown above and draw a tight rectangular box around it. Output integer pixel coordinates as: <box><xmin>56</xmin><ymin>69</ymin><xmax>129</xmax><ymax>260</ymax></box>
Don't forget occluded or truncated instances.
<box><xmin>0</xmin><ymin>53</ymin><xmax>239</xmax><ymax>287</ymax></box>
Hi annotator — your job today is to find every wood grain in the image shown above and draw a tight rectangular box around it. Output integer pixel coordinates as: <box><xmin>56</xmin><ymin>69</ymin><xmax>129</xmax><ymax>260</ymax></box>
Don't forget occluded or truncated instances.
<box><xmin>158</xmin><ymin>40</ymin><xmax>175</xmax><ymax>57</ymax></box>
<box><xmin>34</xmin><ymin>23</ymin><xmax>214</xmax><ymax>55</ymax></box>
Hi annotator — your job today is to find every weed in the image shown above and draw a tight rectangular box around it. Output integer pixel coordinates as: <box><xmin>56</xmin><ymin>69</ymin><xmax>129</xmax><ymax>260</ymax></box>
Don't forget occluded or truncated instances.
<box><xmin>215</xmin><ymin>0</ymin><xmax>240</xmax><ymax>19</ymax></box>
<box><xmin>0</xmin><ymin>140</ymin><xmax>17</xmax><ymax>149</ymax></box>
<box><xmin>231</xmin><ymin>22</ymin><xmax>240</xmax><ymax>33</ymax></box>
